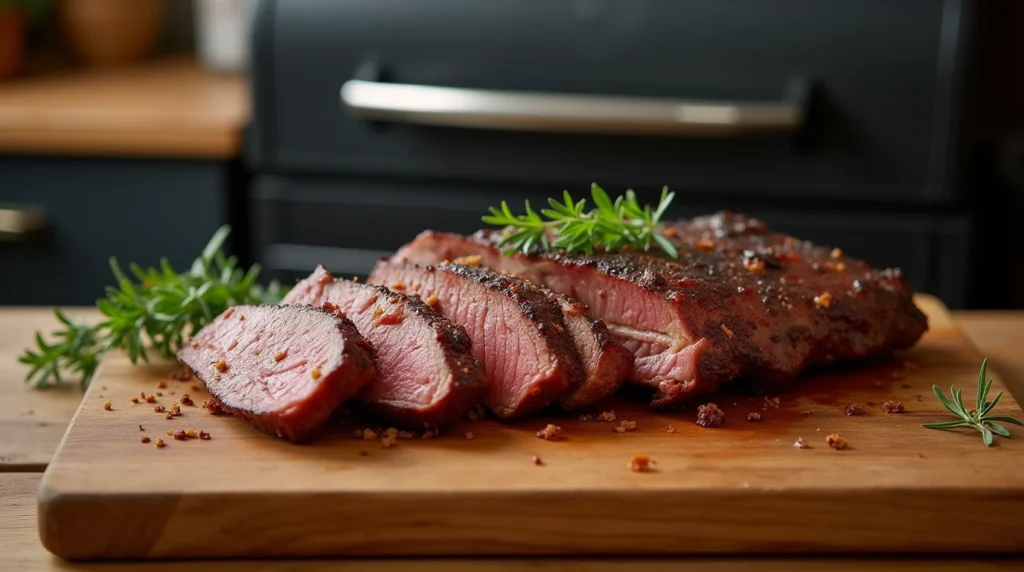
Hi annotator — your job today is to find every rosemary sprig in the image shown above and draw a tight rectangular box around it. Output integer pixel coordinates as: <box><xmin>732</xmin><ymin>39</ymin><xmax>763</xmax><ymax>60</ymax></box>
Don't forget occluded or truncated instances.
<box><xmin>482</xmin><ymin>183</ymin><xmax>678</xmax><ymax>258</ymax></box>
<box><xmin>922</xmin><ymin>358</ymin><xmax>1023</xmax><ymax>446</ymax></box>
<box><xmin>19</xmin><ymin>226</ymin><xmax>285</xmax><ymax>389</ymax></box>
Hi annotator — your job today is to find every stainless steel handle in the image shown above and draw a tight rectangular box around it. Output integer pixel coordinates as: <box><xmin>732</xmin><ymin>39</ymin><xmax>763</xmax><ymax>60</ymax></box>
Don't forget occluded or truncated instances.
<box><xmin>340</xmin><ymin>79</ymin><xmax>807</xmax><ymax>136</ymax></box>
<box><xmin>0</xmin><ymin>206</ymin><xmax>47</xmax><ymax>241</ymax></box>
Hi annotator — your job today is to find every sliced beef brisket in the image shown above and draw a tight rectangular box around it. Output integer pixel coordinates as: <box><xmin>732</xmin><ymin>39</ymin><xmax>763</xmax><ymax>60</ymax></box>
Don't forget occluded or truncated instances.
<box><xmin>396</xmin><ymin>244</ymin><xmax>632</xmax><ymax>410</ymax></box>
<box><xmin>392</xmin><ymin>211</ymin><xmax>929</xmax><ymax>407</ymax></box>
<box><xmin>178</xmin><ymin>304</ymin><xmax>376</xmax><ymax>442</ymax></box>
<box><xmin>368</xmin><ymin>260</ymin><xmax>584</xmax><ymax>419</ymax></box>
<box><xmin>283</xmin><ymin>266</ymin><xmax>486</xmax><ymax>428</ymax></box>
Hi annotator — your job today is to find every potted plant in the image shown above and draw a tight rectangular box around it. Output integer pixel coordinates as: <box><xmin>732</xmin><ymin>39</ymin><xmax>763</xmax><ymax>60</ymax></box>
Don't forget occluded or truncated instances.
<box><xmin>0</xmin><ymin>0</ymin><xmax>53</xmax><ymax>78</ymax></box>
<box><xmin>58</xmin><ymin>0</ymin><xmax>164</xmax><ymax>67</ymax></box>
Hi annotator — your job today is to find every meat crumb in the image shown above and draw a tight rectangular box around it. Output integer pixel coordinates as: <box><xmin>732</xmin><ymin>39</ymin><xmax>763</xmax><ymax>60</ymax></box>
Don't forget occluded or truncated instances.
<box><xmin>274</xmin><ymin>351</ymin><xmax>287</xmax><ymax>362</ymax></box>
<box><xmin>835</xmin><ymin>262</ymin><xmax>847</xmax><ymax>272</ymax></box>
<box><xmin>596</xmin><ymin>410</ymin><xmax>616</xmax><ymax>422</ymax></box>
<box><xmin>390</xmin><ymin>281</ymin><xmax>407</xmax><ymax>291</ymax></box>
<box><xmin>536</xmin><ymin>424</ymin><xmax>563</xmax><ymax>440</ymax></box>
<box><xmin>140</xmin><ymin>437</ymin><xmax>151</xmax><ymax>444</ymax></box>
<box><xmin>153</xmin><ymin>405</ymin><xmax>166</xmax><ymax>413</ymax></box>
<box><xmin>830</xmin><ymin>248</ymin><xmax>844</xmax><ymax>260</ymax></box>
<box><xmin>130</xmin><ymin>397</ymin><xmax>139</xmax><ymax>404</ymax></box>
<box><xmin>763</xmin><ymin>396</ymin><xmax>781</xmax><ymax>409</ymax></box>
<box><xmin>381</xmin><ymin>434</ymin><xmax>397</xmax><ymax>448</ymax></box>
<box><xmin>883</xmin><ymin>401</ymin><xmax>904</xmax><ymax>414</ymax></box>
<box><xmin>826</xmin><ymin>434</ymin><xmax>848</xmax><ymax>450</ymax></box>
<box><xmin>154</xmin><ymin>438</ymin><xmax>166</xmax><ymax>448</ymax></box>
<box><xmin>845</xmin><ymin>403</ymin><xmax>866</xmax><ymax>416</ymax></box>
<box><xmin>156</xmin><ymin>380</ymin><xmax>167</xmax><ymax>389</ymax></box>
<box><xmin>814</xmin><ymin>292</ymin><xmax>833</xmax><ymax>309</ymax></box>
<box><xmin>696</xmin><ymin>239</ymin><xmax>715</xmax><ymax>251</ymax></box>
<box><xmin>145</xmin><ymin>394</ymin><xmax>156</xmax><ymax>403</ymax></box>
<box><xmin>696</xmin><ymin>403</ymin><xmax>725</xmax><ymax>428</ymax></box>
<box><xmin>465</xmin><ymin>432</ymin><xmax>475</xmax><ymax>440</ymax></box>
<box><xmin>720</xmin><ymin>324</ymin><xmax>734</xmax><ymax>339</ymax></box>
<box><xmin>747</xmin><ymin>412</ymin><xmax>762</xmax><ymax>422</ymax></box>
<box><xmin>165</xmin><ymin>404</ymin><xmax>181</xmax><ymax>419</ymax></box>
<box><xmin>666</xmin><ymin>425</ymin><xmax>677</xmax><ymax>433</ymax></box>
<box><xmin>793</xmin><ymin>437</ymin><xmax>810</xmax><ymax>449</ymax></box>
<box><xmin>360</xmin><ymin>429</ymin><xmax>378</xmax><ymax>440</ymax></box>
<box><xmin>202</xmin><ymin>398</ymin><xmax>224</xmax><ymax>415</ymax></box>
<box><xmin>425</xmin><ymin>294</ymin><xmax>440</xmax><ymax>308</ymax></box>
<box><xmin>173</xmin><ymin>430</ymin><xmax>188</xmax><ymax>441</ymax></box>
<box><xmin>138</xmin><ymin>424</ymin><xmax>144</xmax><ymax>432</ymax></box>
<box><xmin>629</xmin><ymin>454</ymin><xmax>654</xmax><ymax>472</ymax></box>
<box><xmin>613</xmin><ymin>420</ymin><xmax>637</xmax><ymax>433</ymax></box>
<box><xmin>156</xmin><ymin>392</ymin><xmax>163</xmax><ymax>397</ymax></box>
<box><xmin>311</xmin><ymin>368</ymin><xmax>321</xmax><ymax>380</ymax></box>
<box><xmin>189</xmin><ymin>341</ymin><xmax>199</xmax><ymax>349</ymax></box>
<box><xmin>578</xmin><ymin>414</ymin><xmax>593</xmax><ymax>422</ymax></box>
<box><xmin>191</xmin><ymin>384</ymin><xmax>201</xmax><ymax>391</ymax></box>
<box><xmin>180</xmin><ymin>394</ymin><xmax>194</xmax><ymax>406</ymax></box>
<box><xmin>184</xmin><ymin>428</ymin><xmax>199</xmax><ymax>439</ymax></box>
<box><xmin>533</xmin><ymin>455</ymin><xmax>544</xmax><ymax>466</ymax></box>
<box><xmin>199</xmin><ymin>431</ymin><xmax>211</xmax><ymax>440</ymax></box>
<box><xmin>214</xmin><ymin>360</ymin><xmax>227</xmax><ymax>372</ymax></box>
<box><xmin>166</xmin><ymin>430</ymin><xmax>173</xmax><ymax>436</ymax></box>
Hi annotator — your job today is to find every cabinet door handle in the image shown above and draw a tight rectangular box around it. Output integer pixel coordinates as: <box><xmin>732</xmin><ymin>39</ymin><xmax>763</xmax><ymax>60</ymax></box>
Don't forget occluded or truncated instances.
<box><xmin>341</xmin><ymin>78</ymin><xmax>808</xmax><ymax>136</ymax></box>
<box><xmin>0</xmin><ymin>206</ymin><xmax>47</xmax><ymax>241</ymax></box>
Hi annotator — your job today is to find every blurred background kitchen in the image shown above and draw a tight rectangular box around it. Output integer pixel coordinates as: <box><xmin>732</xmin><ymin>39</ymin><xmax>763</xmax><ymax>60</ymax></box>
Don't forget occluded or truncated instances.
<box><xmin>0</xmin><ymin>0</ymin><xmax>1020</xmax><ymax>309</ymax></box>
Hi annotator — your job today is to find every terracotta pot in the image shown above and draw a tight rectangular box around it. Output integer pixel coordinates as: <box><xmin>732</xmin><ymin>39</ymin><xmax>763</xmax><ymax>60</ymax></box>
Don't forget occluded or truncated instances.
<box><xmin>0</xmin><ymin>8</ymin><xmax>26</xmax><ymax>79</ymax></box>
<box><xmin>59</xmin><ymin>0</ymin><xmax>164</xmax><ymax>66</ymax></box>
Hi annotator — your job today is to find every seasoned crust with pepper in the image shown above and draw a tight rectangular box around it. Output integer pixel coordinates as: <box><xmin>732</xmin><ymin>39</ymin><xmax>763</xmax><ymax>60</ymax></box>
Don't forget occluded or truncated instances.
<box><xmin>393</xmin><ymin>211</ymin><xmax>928</xmax><ymax>408</ymax></box>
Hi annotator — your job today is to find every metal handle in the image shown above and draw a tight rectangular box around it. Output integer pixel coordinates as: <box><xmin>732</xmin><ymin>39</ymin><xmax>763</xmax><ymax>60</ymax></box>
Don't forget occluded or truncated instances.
<box><xmin>340</xmin><ymin>78</ymin><xmax>807</xmax><ymax>136</ymax></box>
<box><xmin>0</xmin><ymin>206</ymin><xmax>47</xmax><ymax>241</ymax></box>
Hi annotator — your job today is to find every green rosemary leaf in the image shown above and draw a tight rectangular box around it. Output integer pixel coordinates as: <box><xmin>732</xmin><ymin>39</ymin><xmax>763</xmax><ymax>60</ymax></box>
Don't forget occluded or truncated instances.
<box><xmin>20</xmin><ymin>225</ymin><xmax>280</xmax><ymax>390</ymax></box>
<box><xmin>986</xmin><ymin>422</ymin><xmax>1011</xmax><ymax>438</ymax></box>
<box><xmin>483</xmin><ymin>183</ymin><xmax>678</xmax><ymax>258</ymax></box>
<box><xmin>984</xmin><ymin>416</ymin><xmax>1024</xmax><ymax>426</ymax></box>
<box><xmin>925</xmin><ymin>358</ymin><xmax>1023</xmax><ymax>446</ymax></box>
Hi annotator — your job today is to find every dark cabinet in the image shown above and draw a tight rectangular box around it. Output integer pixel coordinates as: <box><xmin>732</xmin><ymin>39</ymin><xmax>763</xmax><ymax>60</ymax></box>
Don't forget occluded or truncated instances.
<box><xmin>0</xmin><ymin>157</ymin><xmax>229</xmax><ymax>305</ymax></box>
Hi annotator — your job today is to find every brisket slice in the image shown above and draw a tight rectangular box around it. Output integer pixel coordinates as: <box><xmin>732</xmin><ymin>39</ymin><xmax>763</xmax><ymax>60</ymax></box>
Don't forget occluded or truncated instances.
<box><xmin>394</xmin><ymin>252</ymin><xmax>633</xmax><ymax>410</ymax></box>
<box><xmin>282</xmin><ymin>265</ymin><xmax>486</xmax><ymax>429</ymax></box>
<box><xmin>177</xmin><ymin>304</ymin><xmax>376</xmax><ymax>442</ymax></box>
<box><xmin>392</xmin><ymin>211</ymin><xmax>929</xmax><ymax>407</ymax></box>
<box><xmin>368</xmin><ymin>260</ymin><xmax>585</xmax><ymax>419</ymax></box>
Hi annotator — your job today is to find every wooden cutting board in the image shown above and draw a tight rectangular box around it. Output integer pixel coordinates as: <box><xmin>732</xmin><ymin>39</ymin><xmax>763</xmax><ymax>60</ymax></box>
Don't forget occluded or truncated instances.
<box><xmin>37</xmin><ymin>295</ymin><xmax>1024</xmax><ymax>560</ymax></box>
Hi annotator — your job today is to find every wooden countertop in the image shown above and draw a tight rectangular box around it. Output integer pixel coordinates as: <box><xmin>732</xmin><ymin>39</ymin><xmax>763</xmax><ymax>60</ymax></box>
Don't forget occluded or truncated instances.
<box><xmin>3</xmin><ymin>306</ymin><xmax>1023</xmax><ymax>570</ymax></box>
<box><xmin>0</xmin><ymin>58</ymin><xmax>248</xmax><ymax>159</ymax></box>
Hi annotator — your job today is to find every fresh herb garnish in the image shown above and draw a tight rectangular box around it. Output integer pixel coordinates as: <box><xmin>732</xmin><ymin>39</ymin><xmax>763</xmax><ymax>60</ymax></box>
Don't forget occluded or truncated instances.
<box><xmin>19</xmin><ymin>226</ymin><xmax>285</xmax><ymax>389</ymax></box>
<box><xmin>922</xmin><ymin>358</ymin><xmax>1023</xmax><ymax>446</ymax></box>
<box><xmin>482</xmin><ymin>183</ymin><xmax>678</xmax><ymax>258</ymax></box>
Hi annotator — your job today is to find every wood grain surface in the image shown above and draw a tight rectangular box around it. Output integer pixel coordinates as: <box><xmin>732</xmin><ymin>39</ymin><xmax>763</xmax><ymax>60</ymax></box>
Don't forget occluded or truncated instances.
<box><xmin>8</xmin><ymin>476</ymin><xmax>1024</xmax><ymax>572</ymax></box>
<box><xmin>7</xmin><ymin>475</ymin><xmax>1023</xmax><ymax>572</ymax></box>
<box><xmin>35</xmin><ymin>295</ymin><xmax>1024</xmax><ymax>561</ymax></box>
<box><xmin>0</xmin><ymin>309</ymin><xmax>100</xmax><ymax>471</ymax></box>
<box><xmin>0</xmin><ymin>58</ymin><xmax>247</xmax><ymax>158</ymax></box>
